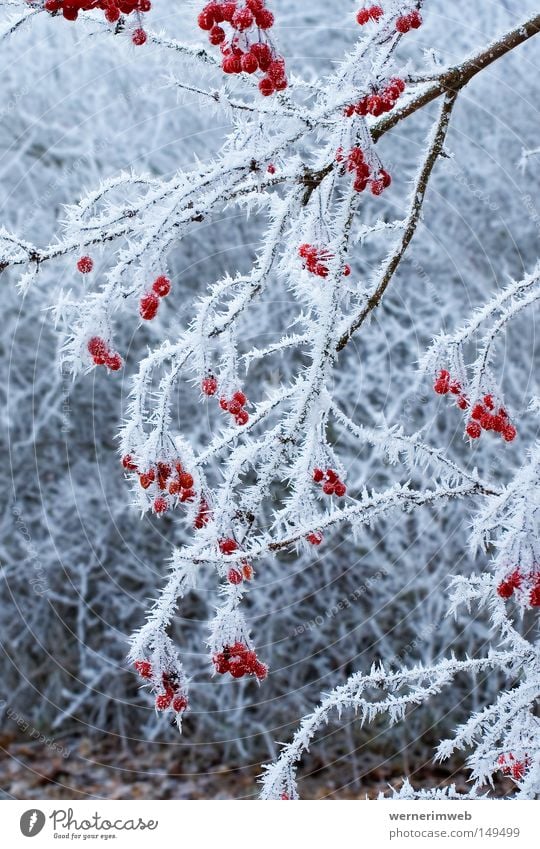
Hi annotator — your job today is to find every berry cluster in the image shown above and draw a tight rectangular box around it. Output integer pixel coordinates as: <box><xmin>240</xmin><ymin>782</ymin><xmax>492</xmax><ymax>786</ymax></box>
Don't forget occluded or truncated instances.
<box><xmin>122</xmin><ymin>456</ymin><xmax>197</xmax><ymax>515</ymax></box>
<box><xmin>336</xmin><ymin>146</ymin><xmax>391</xmax><ymax>195</ymax></box>
<box><xmin>227</xmin><ymin>562</ymin><xmax>254</xmax><ymax>584</ymax></box>
<box><xmin>196</xmin><ymin>2</ymin><xmax>287</xmax><ymax>97</ymax></box>
<box><xmin>497</xmin><ymin>569</ymin><xmax>540</xmax><ymax>608</ymax></box>
<box><xmin>395</xmin><ymin>9</ymin><xmax>422</xmax><ymax>33</ymax></box>
<box><xmin>134</xmin><ymin>660</ymin><xmax>188</xmax><ymax>715</ymax></box>
<box><xmin>344</xmin><ymin>77</ymin><xmax>405</xmax><ymax>118</ymax></box>
<box><xmin>219</xmin><ymin>390</ymin><xmax>250</xmax><ymax>426</ymax></box>
<box><xmin>467</xmin><ymin>395</ymin><xmax>517</xmax><ymax>443</ymax></box>
<box><xmin>87</xmin><ymin>336</ymin><xmax>123</xmax><ymax>371</ymax></box>
<box><xmin>356</xmin><ymin>5</ymin><xmax>383</xmax><ymax>25</ymax></box>
<box><xmin>139</xmin><ymin>275</ymin><xmax>172</xmax><ymax>321</ymax></box>
<box><xmin>298</xmin><ymin>244</ymin><xmax>351</xmax><ymax>278</ymax></box>
<box><xmin>433</xmin><ymin>370</ymin><xmax>469</xmax><ymax>409</ymax></box>
<box><xmin>34</xmin><ymin>1</ymin><xmax>151</xmax><ymax>44</ymax></box>
<box><xmin>218</xmin><ymin>538</ymin><xmax>254</xmax><ymax>584</ymax></box>
<box><xmin>212</xmin><ymin>642</ymin><xmax>268</xmax><ymax>680</ymax></box>
<box><xmin>497</xmin><ymin>753</ymin><xmax>530</xmax><ymax>782</ymax></box>
<box><xmin>313</xmin><ymin>467</ymin><xmax>347</xmax><ymax>497</ymax></box>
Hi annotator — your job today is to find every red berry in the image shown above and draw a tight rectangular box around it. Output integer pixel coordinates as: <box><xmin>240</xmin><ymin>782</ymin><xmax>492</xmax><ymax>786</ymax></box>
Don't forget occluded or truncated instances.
<box><xmin>232</xmin><ymin>390</ymin><xmax>247</xmax><ymax>406</ymax></box>
<box><xmin>323</xmin><ymin>481</ymin><xmax>335</xmax><ymax>495</ymax></box>
<box><xmin>219</xmin><ymin>537</ymin><xmax>238</xmax><ymax>555</ymax></box>
<box><xmin>530</xmin><ymin>585</ymin><xmax>540</xmax><ymax>607</ymax></box>
<box><xmin>307</xmin><ymin>531</ymin><xmax>323</xmax><ymax>546</ymax></box>
<box><xmin>409</xmin><ymin>10</ymin><xmax>422</xmax><ymax>28</ymax></box>
<box><xmin>497</xmin><ymin>580</ymin><xmax>514</xmax><ymax>599</ymax></box>
<box><xmin>132</xmin><ymin>28</ymin><xmax>147</xmax><ymax>46</ymax></box>
<box><xmin>155</xmin><ymin>691</ymin><xmax>174</xmax><ymax>710</ymax></box>
<box><xmin>232</xmin><ymin>7</ymin><xmax>253</xmax><ymax>30</ymax></box>
<box><xmin>209</xmin><ymin>24</ymin><xmax>226</xmax><ymax>44</ymax></box>
<box><xmin>259</xmin><ymin>77</ymin><xmax>275</xmax><ymax>97</ymax></box>
<box><xmin>370</xmin><ymin>5</ymin><xmax>384</xmax><ymax>20</ymax></box>
<box><xmin>228</xmin><ymin>568</ymin><xmax>243</xmax><ymax>585</ymax></box>
<box><xmin>87</xmin><ymin>336</ymin><xmax>108</xmax><ymax>364</ymax></box>
<box><xmin>503</xmin><ymin>424</ymin><xmax>517</xmax><ymax>442</ymax></box>
<box><xmin>105</xmin><ymin>352</ymin><xmax>123</xmax><ymax>371</ymax></box>
<box><xmin>139</xmin><ymin>469</ymin><xmax>155</xmax><ymax>489</ymax></box>
<box><xmin>172</xmin><ymin>695</ymin><xmax>188</xmax><ymax>713</ymax></box>
<box><xmin>140</xmin><ymin>292</ymin><xmax>159</xmax><ymax>320</ymax></box>
<box><xmin>134</xmin><ymin>660</ymin><xmax>152</xmax><ymax>679</ymax></box>
<box><xmin>202</xmin><ymin>376</ymin><xmax>218</xmax><ymax>396</ymax></box>
<box><xmin>356</xmin><ymin>8</ymin><xmax>370</xmax><ymax>24</ymax></box>
<box><xmin>313</xmin><ymin>468</ymin><xmax>324</xmax><ymax>483</ymax></box>
<box><xmin>471</xmin><ymin>404</ymin><xmax>485</xmax><ymax>421</ymax></box>
<box><xmin>77</xmin><ymin>255</ymin><xmax>93</xmax><ymax>274</ymax></box>
<box><xmin>395</xmin><ymin>15</ymin><xmax>411</xmax><ymax>33</ymax></box>
<box><xmin>152</xmin><ymin>275</ymin><xmax>171</xmax><ymax>297</ymax></box>
<box><xmin>122</xmin><ymin>454</ymin><xmax>138</xmax><ymax>471</ymax></box>
<box><xmin>255</xmin><ymin>8</ymin><xmax>274</xmax><ymax>28</ymax></box>
<box><xmin>153</xmin><ymin>497</ymin><xmax>168</xmax><ymax>514</ymax></box>
<box><xmin>179</xmin><ymin>472</ymin><xmax>194</xmax><ymax>489</ymax></box>
<box><xmin>241</xmin><ymin>53</ymin><xmax>259</xmax><ymax>74</ymax></box>
<box><xmin>198</xmin><ymin>10</ymin><xmax>214</xmax><ymax>30</ymax></box>
<box><xmin>242</xmin><ymin>562</ymin><xmax>254</xmax><ymax>581</ymax></box>
<box><xmin>236</xmin><ymin>410</ymin><xmax>249</xmax><ymax>425</ymax></box>
<box><xmin>466</xmin><ymin>421</ymin><xmax>482</xmax><ymax>439</ymax></box>
<box><xmin>219</xmin><ymin>397</ymin><xmax>230</xmax><ymax>411</ymax></box>
<box><xmin>267</xmin><ymin>163</ymin><xmax>276</xmax><ymax>174</ymax></box>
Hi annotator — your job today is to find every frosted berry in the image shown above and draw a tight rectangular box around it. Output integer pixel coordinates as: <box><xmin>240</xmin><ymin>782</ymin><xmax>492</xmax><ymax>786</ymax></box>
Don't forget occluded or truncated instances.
<box><xmin>259</xmin><ymin>78</ymin><xmax>275</xmax><ymax>97</ymax></box>
<box><xmin>153</xmin><ymin>496</ymin><xmax>168</xmax><ymax>514</ymax></box>
<box><xmin>140</xmin><ymin>292</ymin><xmax>159</xmax><ymax>320</ymax></box>
<box><xmin>313</xmin><ymin>468</ymin><xmax>324</xmax><ymax>483</ymax></box>
<box><xmin>152</xmin><ymin>275</ymin><xmax>171</xmax><ymax>297</ymax></box>
<box><xmin>134</xmin><ymin>660</ymin><xmax>152</xmax><ymax>679</ymax></box>
<box><xmin>122</xmin><ymin>454</ymin><xmax>138</xmax><ymax>471</ymax></box>
<box><xmin>172</xmin><ymin>695</ymin><xmax>188</xmax><ymax>713</ymax></box>
<box><xmin>202</xmin><ymin>375</ymin><xmax>218</xmax><ymax>396</ymax></box>
<box><xmin>235</xmin><ymin>409</ymin><xmax>249</xmax><ymax>426</ymax></box>
<box><xmin>77</xmin><ymin>255</ymin><xmax>94</xmax><ymax>274</ymax></box>
<box><xmin>87</xmin><ymin>336</ymin><xmax>108</xmax><ymax>365</ymax></box>
<box><xmin>105</xmin><ymin>352</ymin><xmax>123</xmax><ymax>371</ymax></box>
<box><xmin>219</xmin><ymin>537</ymin><xmax>238</xmax><ymax>554</ymax></box>
<box><xmin>228</xmin><ymin>568</ymin><xmax>243</xmax><ymax>585</ymax></box>
<box><xmin>466</xmin><ymin>421</ymin><xmax>481</xmax><ymax>439</ymax></box>
<box><xmin>155</xmin><ymin>691</ymin><xmax>174</xmax><ymax>710</ymax></box>
<box><xmin>132</xmin><ymin>28</ymin><xmax>147</xmax><ymax>46</ymax></box>
<box><xmin>307</xmin><ymin>531</ymin><xmax>323</xmax><ymax>546</ymax></box>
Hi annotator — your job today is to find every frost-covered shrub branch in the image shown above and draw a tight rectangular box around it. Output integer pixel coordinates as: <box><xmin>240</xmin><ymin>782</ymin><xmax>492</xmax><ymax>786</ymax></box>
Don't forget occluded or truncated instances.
<box><xmin>1</xmin><ymin>0</ymin><xmax>540</xmax><ymax>799</ymax></box>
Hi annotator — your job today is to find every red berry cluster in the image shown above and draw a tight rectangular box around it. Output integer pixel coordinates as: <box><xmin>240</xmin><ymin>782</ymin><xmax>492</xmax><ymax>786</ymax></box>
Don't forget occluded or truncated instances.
<box><xmin>134</xmin><ymin>661</ymin><xmax>188</xmax><ymax>715</ymax></box>
<box><xmin>467</xmin><ymin>395</ymin><xmax>517</xmax><ymax>443</ymax></box>
<box><xmin>433</xmin><ymin>370</ymin><xmax>469</xmax><ymax>409</ymax></box>
<box><xmin>344</xmin><ymin>77</ymin><xmax>405</xmax><ymax>118</ymax></box>
<box><xmin>497</xmin><ymin>569</ymin><xmax>540</xmax><ymax>608</ymax></box>
<box><xmin>87</xmin><ymin>336</ymin><xmax>123</xmax><ymax>371</ymax></box>
<box><xmin>122</xmin><ymin>456</ymin><xmax>196</xmax><ymax>514</ymax></box>
<box><xmin>336</xmin><ymin>146</ymin><xmax>391</xmax><ymax>195</ymax></box>
<box><xmin>212</xmin><ymin>642</ymin><xmax>268</xmax><ymax>680</ymax></box>
<box><xmin>227</xmin><ymin>562</ymin><xmax>254</xmax><ymax>584</ymax></box>
<box><xmin>77</xmin><ymin>255</ymin><xmax>94</xmax><ymax>274</ymax></box>
<box><xmin>313</xmin><ymin>468</ymin><xmax>347</xmax><ymax>497</ymax></box>
<box><xmin>356</xmin><ymin>5</ymin><xmax>383</xmax><ymax>25</ymax></box>
<box><xmin>395</xmin><ymin>9</ymin><xmax>422</xmax><ymax>32</ymax></box>
<box><xmin>219</xmin><ymin>390</ymin><xmax>250</xmax><ymax>426</ymax></box>
<box><xmin>36</xmin><ymin>1</ymin><xmax>151</xmax><ymax>43</ymax></box>
<box><xmin>139</xmin><ymin>275</ymin><xmax>172</xmax><ymax>321</ymax></box>
<box><xmin>497</xmin><ymin>753</ymin><xmax>530</xmax><ymax>782</ymax></box>
<box><xmin>218</xmin><ymin>538</ymin><xmax>254</xmax><ymax>584</ymax></box>
<box><xmin>197</xmin><ymin>2</ymin><xmax>287</xmax><ymax>97</ymax></box>
<box><xmin>298</xmin><ymin>244</ymin><xmax>351</xmax><ymax>278</ymax></box>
